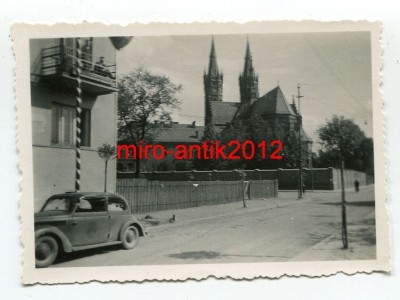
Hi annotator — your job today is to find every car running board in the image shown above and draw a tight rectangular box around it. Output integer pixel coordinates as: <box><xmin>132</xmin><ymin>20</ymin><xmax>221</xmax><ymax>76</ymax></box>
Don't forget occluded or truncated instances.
<box><xmin>71</xmin><ymin>241</ymin><xmax>122</xmax><ymax>251</ymax></box>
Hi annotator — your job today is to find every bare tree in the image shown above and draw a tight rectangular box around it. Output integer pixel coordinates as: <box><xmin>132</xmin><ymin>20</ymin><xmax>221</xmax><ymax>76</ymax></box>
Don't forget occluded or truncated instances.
<box><xmin>118</xmin><ymin>67</ymin><xmax>182</xmax><ymax>177</ymax></box>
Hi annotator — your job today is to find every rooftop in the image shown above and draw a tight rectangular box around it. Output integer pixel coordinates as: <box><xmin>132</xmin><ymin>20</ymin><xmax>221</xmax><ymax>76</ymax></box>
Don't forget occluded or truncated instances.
<box><xmin>155</xmin><ymin>123</ymin><xmax>205</xmax><ymax>143</ymax></box>
<box><xmin>210</xmin><ymin>101</ymin><xmax>241</xmax><ymax>126</ymax></box>
<box><xmin>235</xmin><ymin>86</ymin><xmax>296</xmax><ymax>120</ymax></box>
<box><xmin>119</xmin><ymin>122</ymin><xmax>204</xmax><ymax>144</ymax></box>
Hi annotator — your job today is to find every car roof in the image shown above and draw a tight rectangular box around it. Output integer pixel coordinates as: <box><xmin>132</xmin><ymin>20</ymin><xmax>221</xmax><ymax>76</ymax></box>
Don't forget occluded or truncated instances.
<box><xmin>50</xmin><ymin>192</ymin><xmax>122</xmax><ymax>199</ymax></box>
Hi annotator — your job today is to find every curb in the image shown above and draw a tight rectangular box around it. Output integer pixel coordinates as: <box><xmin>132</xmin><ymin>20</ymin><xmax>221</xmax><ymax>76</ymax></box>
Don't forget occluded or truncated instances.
<box><xmin>289</xmin><ymin>234</ymin><xmax>335</xmax><ymax>261</ymax></box>
<box><xmin>146</xmin><ymin>198</ymin><xmax>312</xmax><ymax>232</ymax></box>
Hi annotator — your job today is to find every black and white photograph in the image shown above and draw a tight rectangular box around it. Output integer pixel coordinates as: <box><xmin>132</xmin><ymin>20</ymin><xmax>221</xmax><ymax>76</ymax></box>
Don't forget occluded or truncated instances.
<box><xmin>15</xmin><ymin>22</ymin><xmax>388</xmax><ymax>283</ymax></box>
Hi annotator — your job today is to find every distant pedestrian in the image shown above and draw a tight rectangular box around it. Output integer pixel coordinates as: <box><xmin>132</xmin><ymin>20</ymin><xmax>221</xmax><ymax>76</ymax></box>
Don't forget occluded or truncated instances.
<box><xmin>354</xmin><ymin>180</ymin><xmax>360</xmax><ymax>192</ymax></box>
<box><xmin>302</xmin><ymin>183</ymin><xmax>306</xmax><ymax>194</ymax></box>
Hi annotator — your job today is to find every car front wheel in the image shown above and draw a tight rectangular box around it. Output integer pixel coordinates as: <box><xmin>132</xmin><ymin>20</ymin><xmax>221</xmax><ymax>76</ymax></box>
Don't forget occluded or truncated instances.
<box><xmin>35</xmin><ymin>235</ymin><xmax>59</xmax><ymax>268</ymax></box>
<box><xmin>121</xmin><ymin>225</ymin><xmax>139</xmax><ymax>250</ymax></box>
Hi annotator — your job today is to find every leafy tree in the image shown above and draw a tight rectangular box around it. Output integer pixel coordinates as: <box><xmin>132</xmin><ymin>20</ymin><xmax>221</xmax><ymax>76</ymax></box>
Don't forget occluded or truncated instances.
<box><xmin>279</xmin><ymin>129</ymin><xmax>312</xmax><ymax>169</ymax></box>
<box><xmin>97</xmin><ymin>143</ymin><xmax>116</xmax><ymax>192</ymax></box>
<box><xmin>317</xmin><ymin>115</ymin><xmax>366</xmax><ymax>161</ymax></box>
<box><xmin>118</xmin><ymin>67</ymin><xmax>182</xmax><ymax>177</ymax></box>
<box><xmin>316</xmin><ymin>115</ymin><xmax>372</xmax><ymax>173</ymax></box>
<box><xmin>358</xmin><ymin>137</ymin><xmax>374</xmax><ymax>177</ymax></box>
<box><xmin>220</xmin><ymin>117</ymin><xmax>310</xmax><ymax>170</ymax></box>
<box><xmin>193</xmin><ymin>124</ymin><xmax>228</xmax><ymax>171</ymax></box>
<box><xmin>316</xmin><ymin>115</ymin><xmax>370</xmax><ymax>249</ymax></box>
<box><xmin>241</xmin><ymin>117</ymin><xmax>276</xmax><ymax>169</ymax></box>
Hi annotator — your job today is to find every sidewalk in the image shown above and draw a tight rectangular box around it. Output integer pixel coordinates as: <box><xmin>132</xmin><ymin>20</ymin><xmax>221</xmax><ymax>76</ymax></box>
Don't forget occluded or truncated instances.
<box><xmin>136</xmin><ymin>186</ymin><xmax>376</xmax><ymax>262</ymax></box>
<box><xmin>136</xmin><ymin>186</ymin><xmax>375</xmax><ymax>230</ymax></box>
<box><xmin>290</xmin><ymin>210</ymin><xmax>376</xmax><ymax>262</ymax></box>
<box><xmin>137</xmin><ymin>192</ymin><xmax>304</xmax><ymax>230</ymax></box>
<box><xmin>289</xmin><ymin>186</ymin><xmax>377</xmax><ymax>261</ymax></box>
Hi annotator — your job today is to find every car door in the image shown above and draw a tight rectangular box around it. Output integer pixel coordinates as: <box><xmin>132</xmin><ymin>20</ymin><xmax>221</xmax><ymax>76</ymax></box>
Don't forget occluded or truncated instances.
<box><xmin>107</xmin><ymin>196</ymin><xmax>129</xmax><ymax>241</ymax></box>
<box><xmin>69</xmin><ymin>197</ymin><xmax>110</xmax><ymax>246</ymax></box>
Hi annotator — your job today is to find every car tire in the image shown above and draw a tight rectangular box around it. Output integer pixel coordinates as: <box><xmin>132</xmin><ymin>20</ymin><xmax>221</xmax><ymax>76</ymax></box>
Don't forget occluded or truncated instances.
<box><xmin>35</xmin><ymin>235</ymin><xmax>59</xmax><ymax>268</ymax></box>
<box><xmin>121</xmin><ymin>225</ymin><xmax>139</xmax><ymax>250</ymax></box>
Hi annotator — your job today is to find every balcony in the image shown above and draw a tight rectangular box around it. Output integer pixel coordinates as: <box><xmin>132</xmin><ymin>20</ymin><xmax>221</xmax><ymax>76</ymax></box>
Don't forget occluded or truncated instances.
<box><xmin>34</xmin><ymin>45</ymin><xmax>117</xmax><ymax>95</ymax></box>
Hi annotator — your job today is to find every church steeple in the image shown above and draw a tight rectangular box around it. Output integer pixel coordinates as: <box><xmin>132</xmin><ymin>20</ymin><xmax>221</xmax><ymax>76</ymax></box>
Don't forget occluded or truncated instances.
<box><xmin>239</xmin><ymin>39</ymin><xmax>259</xmax><ymax>104</ymax></box>
<box><xmin>208</xmin><ymin>38</ymin><xmax>219</xmax><ymax>76</ymax></box>
<box><xmin>204</xmin><ymin>37</ymin><xmax>223</xmax><ymax>126</ymax></box>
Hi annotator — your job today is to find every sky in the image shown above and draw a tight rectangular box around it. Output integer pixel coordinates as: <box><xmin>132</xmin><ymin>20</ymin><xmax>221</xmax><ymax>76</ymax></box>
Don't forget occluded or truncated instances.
<box><xmin>116</xmin><ymin>32</ymin><xmax>373</xmax><ymax>143</ymax></box>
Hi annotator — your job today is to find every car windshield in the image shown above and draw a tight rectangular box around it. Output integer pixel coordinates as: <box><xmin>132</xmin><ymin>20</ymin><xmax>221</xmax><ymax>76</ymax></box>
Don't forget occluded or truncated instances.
<box><xmin>41</xmin><ymin>197</ymin><xmax>74</xmax><ymax>212</ymax></box>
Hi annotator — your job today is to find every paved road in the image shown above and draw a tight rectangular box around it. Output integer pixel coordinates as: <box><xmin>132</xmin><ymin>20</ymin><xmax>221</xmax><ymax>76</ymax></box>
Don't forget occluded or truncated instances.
<box><xmin>52</xmin><ymin>187</ymin><xmax>376</xmax><ymax>267</ymax></box>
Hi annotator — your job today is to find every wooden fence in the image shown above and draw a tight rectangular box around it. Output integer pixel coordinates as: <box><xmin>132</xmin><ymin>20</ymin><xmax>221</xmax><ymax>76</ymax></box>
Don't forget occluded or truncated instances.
<box><xmin>118</xmin><ymin>167</ymin><xmax>373</xmax><ymax>190</ymax></box>
<box><xmin>116</xmin><ymin>180</ymin><xmax>278</xmax><ymax>213</ymax></box>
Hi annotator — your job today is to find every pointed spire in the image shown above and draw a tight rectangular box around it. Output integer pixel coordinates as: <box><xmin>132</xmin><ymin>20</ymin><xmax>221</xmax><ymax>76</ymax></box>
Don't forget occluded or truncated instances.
<box><xmin>204</xmin><ymin>36</ymin><xmax>223</xmax><ymax>110</ymax></box>
<box><xmin>243</xmin><ymin>37</ymin><xmax>255</xmax><ymax>77</ymax></box>
<box><xmin>245</xmin><ymin>37</ymin><xmax>251</xmax><ymax>58</ymax></box>
<box><xmin>291</xmin><ymin>95</ymin><xmax>298</xmax><ymax>115</ymax></box>
<box><xmin>239</xmin><ymin>37</ymin><xmax>259</xmax><ymax>104</ymax></box>
<box><xmin>208</xmin><ymin>36</ymin><xmax>219</xmax><ymax>75</ymax></box>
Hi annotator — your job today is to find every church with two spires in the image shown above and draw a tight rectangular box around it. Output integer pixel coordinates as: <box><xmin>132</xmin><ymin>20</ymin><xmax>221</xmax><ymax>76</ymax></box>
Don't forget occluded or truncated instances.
<box><xmin>118</xmin><ymin>37</ymin><xmax>313</xmax><ymax>173</ymax></box>
<box><xmin>203</xmin><ymin>38</ymin><xmax>312</xmax><ymax>162</ymax></box>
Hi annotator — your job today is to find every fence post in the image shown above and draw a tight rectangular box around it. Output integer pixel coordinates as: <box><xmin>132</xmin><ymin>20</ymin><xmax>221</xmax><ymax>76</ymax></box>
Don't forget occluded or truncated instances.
<box><xmin>156</xmin><ymin>183</ymin><xmax>159</xmax><ymax>211</ymax></box>
<box><xmin>197</xmin><ymin>184</ymin><xmax>201</xmax><ymax>207</ymax></box>
<box><xmin>248</xmin><ymin>181</ymin><xmax>251</xmax><ymax>200</ymax></box>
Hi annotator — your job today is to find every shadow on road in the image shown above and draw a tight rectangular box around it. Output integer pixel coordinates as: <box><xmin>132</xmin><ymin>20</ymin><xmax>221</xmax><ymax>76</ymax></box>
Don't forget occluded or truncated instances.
<box><xmin>168</xmin><ymin>250</ymin><xmax>289</xmax><ymax>260</ymax></box>
<box><xmin>318</xmin><ymin>201</ymin><xmax>375</xmax><ymax>207</ymax></box>
<box><xmin>348</xmin><ymin>226</ymin><xmax>376</xmax><ymax>246</ymax></box>
<box><xmin>52</xmin><ymin>244</ymin><xmax>122</xmax><ymax>267</ymax></box>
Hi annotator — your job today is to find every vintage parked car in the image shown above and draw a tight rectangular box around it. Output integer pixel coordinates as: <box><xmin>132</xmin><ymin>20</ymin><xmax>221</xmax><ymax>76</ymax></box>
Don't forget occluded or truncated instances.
<box><xmin>34</xmin><ymin>192</ymin><xmax>145</xmax><ymax>268</ymax></box>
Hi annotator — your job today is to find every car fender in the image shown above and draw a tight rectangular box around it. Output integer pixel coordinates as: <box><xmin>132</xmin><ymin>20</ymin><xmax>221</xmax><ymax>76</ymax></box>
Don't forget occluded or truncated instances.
<box><xmin>119</xmin><ymin>218</ymin><xmax>146</xmax><ymax>241</ymax></box>
<box><xmin>35</xmin><ymin>225</ymin><xmax>73</xmax><ymax>253</ymax></box>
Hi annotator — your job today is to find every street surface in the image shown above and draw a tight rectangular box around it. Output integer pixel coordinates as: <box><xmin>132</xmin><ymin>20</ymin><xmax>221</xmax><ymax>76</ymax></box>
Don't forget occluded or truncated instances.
<box><xmin>53</xmin><ymin>186</ymin><xmax>376</xmax><ymax>267</ymax></box>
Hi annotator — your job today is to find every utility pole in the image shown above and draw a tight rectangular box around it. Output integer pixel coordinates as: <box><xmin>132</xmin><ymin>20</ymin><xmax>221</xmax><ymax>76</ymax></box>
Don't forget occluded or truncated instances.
<box><xmin>340</xmin><ymin>157</ymin><xmax>348</xmax><ymax>249</ymax></box>
<box><xmin>297</xmin><ymin>84</ymin><xmax>303</xmax><ymax>199</ymax></box>
<box><xmin>241</xmin><ymin>169</ymin><xmax>247</xmax><ymax>208</ymax></box>
<box><xmin>310</xmin><ymin>145</ymin><xmax>314</xmax><ymax>191</ymax></box>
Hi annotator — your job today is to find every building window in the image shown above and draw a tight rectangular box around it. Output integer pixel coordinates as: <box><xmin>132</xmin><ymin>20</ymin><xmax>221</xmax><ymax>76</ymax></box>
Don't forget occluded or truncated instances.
<box><xmin>51</xmin><ymin>103</ymin><xmax>91</xmax><ymax>147</ymax></box>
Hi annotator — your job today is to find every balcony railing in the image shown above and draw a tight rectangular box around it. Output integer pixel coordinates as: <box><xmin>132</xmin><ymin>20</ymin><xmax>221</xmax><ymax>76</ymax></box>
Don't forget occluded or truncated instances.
<box><xmin>37</xmin><ymin>45</ymin><xmax>117</xmax><ymax>95</ymax></box>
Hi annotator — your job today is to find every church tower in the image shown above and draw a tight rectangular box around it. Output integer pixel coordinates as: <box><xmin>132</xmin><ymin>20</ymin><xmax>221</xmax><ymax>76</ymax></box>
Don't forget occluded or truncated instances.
<box><xmin>204</xmin><ymin>37</ymin><xmax>223</xmax><ymax>126</ymax></box>
<box><xmin>239</xmin><ymin>40</ymin><xmax>259</xmax><ymax>104</ymax></box>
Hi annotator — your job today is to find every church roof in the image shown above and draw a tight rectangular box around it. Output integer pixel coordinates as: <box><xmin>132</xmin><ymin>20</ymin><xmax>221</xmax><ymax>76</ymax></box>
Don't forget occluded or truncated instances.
<box><xmin>234</xmin><ymin>86</ymin><xmax>296</xmax><ymax>120</ymax></box>
<box><xmin>254</xmin><ymin>86</ymin><xmax>296</xmax><ymax>116</ymax></box>
<box><xmin>300</xmin><ymin>127</ymin><xmax>313</xmax><ymax>143</ymax></box>
<box><xmin>119</xmin><ymin>123</ymin><xmax>205</xmax><ymax>144</ymax></box>
<box><xmin>210</xmin><ymin>101</ymin><xmax>241</xmax><ymax>126</ymax></box>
